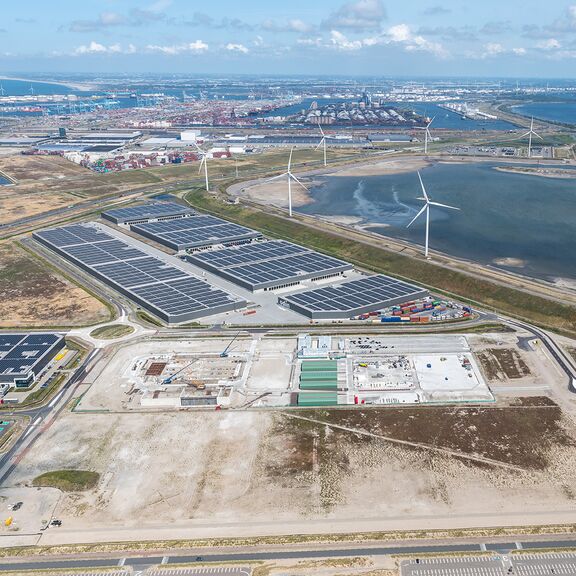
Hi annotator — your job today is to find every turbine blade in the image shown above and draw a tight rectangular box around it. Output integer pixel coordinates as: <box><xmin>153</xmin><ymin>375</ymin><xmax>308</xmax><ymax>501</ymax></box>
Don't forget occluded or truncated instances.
<box><xmin>290</xmin><ymin>173</ymin><xmax>309</xmax><ymax>191</ymax></box>
<box><xmin>288</xmin><ymin>147</ymin><xmax>294</xmax><ymax>171</ymax></box>
<box><xmin>407</xmin><ymin>204</ymin><xmax>427</xmax><ymax>228</ymax></box>
<box><xmin>264</xmin><ymin>172</ymin><xmax>288</xmax><ymax>183</ymax></box>
<box><xmin>318</xmin><ymin>123</ymin><xmax>325</xmax><ymax>136</ymax></box>
<box><xmin>429</xmin><ymin>201</ymin><xmax>460</xmax><ymax>210</ymax></box>
<box><xmin>533</xmin><ymin>131</ymin><xmax>544</xmax><ymax>140</ymax></box>
<box><xmin>315</xmin><ymin>138</ymin><xmax>324</xmax><ymax>150</ymax></box>
<box><xmin>417</xmin><ymin>172</ymin><xmax>429</xmax><ymax>202</ymax></box>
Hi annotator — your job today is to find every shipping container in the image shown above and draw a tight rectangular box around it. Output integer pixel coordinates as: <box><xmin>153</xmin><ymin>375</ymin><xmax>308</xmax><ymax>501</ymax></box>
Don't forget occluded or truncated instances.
<box><xmin>382</xmin><ymin>316</ymin><xmax>402</xmax><ymax>323</ymax></box>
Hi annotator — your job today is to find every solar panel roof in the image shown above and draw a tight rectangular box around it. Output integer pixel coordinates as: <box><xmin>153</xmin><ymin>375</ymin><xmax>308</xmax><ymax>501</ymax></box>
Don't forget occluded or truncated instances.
<box><xmin>130</xmin><ymin>215</ymin><xmax>261</xmax><ymax>250</ymax></box>
<box><xmin>279</xmin><ymin>275</ymin><xmax>428</xmax><ymax>319</ymax></box>
<box><xmin>187</xmin><ymin>240</ymin><xmax>352</xmax><ymax>291</ymax></box>
<box><xmin>102</xmin><ymin>202</ymin><xmax>196</xmax><ymax>224</ymax></box>
<box><xmin>0</xmin><ymin>333</ymin><xmax>64</xmax><ymax>380</ymax></box>
<box><xmin>33</xmin><ymin>224</ymin><xmax>245</xmax><ymax>323</ymax></box>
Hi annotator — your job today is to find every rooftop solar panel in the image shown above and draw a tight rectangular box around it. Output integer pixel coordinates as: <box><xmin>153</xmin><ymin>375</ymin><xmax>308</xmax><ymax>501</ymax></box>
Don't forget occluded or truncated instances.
<box><xmin>130</xmin><ymin>215</ymin><xmax>261</xmax><ymax>251</ymax></box>
<box><xmin>186</xmin><ymin>240</ymin><xmax>353</xmax><ymax>291</ymax></box>
<box><xmin>278</xmin><ymin>275</ymin><xmax>429</xmax><ymax>319</ymax></box>
<box><xmin>0</xmin><ymin>333</ymin><xmax>65</xmax><ymax>384</ymax></box>
<box><xmin>33</xmin><ymin>224</ymin><xmax>246</xmax><ymax>324</ymax></box>
<box><xmin>102</xmin><ymin>202</ymin><xmax>196</xmax><ymax>224</ymax></box>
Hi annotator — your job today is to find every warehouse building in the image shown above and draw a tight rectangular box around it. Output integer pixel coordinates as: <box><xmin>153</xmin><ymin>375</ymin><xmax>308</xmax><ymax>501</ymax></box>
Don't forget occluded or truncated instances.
<box><xmin>186</xmin><ymin>240</ymin><xmax>352</xmax><ymax>292</ymax></box>
<box><xmin>33</xmin><ymin>224</ymin><xmax>246</xmax><ymax>324</ymax></box>
<box><xmin>278</xmin><ymin>275</ymin><xmax>429</xmax><ymax>320</ymax></box>
<box><xmin>0</xmin><ymin>333</ymin><xmax>65</xmax><ymax>387</ymax></box>
<box><xmin>130</xmin><ymin>215</ymin><xmax>261</xmax><ymax>251</ymax></box>
<box><xmin>102</xmin><ymin>201</ymin><xmax>196</xmax><ymax>226</ymax></box>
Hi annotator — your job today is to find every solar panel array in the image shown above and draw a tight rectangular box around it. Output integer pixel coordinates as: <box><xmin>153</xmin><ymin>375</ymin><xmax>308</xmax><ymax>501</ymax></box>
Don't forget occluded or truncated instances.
<box><xmin>102</xmin><ymin>201</ymin><xmax>196</xmax><ymax>225</ymax></box>
<box><xmin>279</xmin><ymin>275</ymin><xmax>429</xmax><ymax>319</ymax></box>
<box><xmin>130</xmin><ymin>215</ymin><xmax>261</xmax><ymax>251</ymax></box>
<box><xmin>187</xmin><ymin>240</ymin><xmax>352</xmax><ymax>291</ymax></box>
<box><xmin>0</xmin><ymin>333</ymin><xmax>64</xmax><ymax>383</ymax></box>
<box><xmin>33</xmin><ymin>225</ymin><xmax>245</xmax><ymax>324</ymax></box>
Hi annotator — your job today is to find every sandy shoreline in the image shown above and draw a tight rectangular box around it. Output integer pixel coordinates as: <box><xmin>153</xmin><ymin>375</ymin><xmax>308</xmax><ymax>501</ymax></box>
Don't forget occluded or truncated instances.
<box><xmin>494</xmin><ymin>166</ymin><xmax>576</xmax><ymax>179</ymax></box>
<box><xmin>330</xmin><ymin>157</ymin><xmax>430</xmax><ymax>177</ymax></box>
<box><xmin>235</xmin><ymin>156</ymin><xmax>431</xmax><ymax>209</ymax></box>
<box><xmin>0</xmin><ymin>76</ymin><xmax>95</xmax><ymax>92</ymax></box>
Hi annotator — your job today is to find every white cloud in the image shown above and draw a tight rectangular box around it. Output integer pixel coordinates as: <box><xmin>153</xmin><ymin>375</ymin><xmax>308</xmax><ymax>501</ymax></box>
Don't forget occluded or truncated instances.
<box><xmin>146</xmin><ymin>41</ymin><xmax>209</xmax><ymax>55</ymax></box>
<box><xmin>75</xmin><ymin>41</ymin><xmax>114</xmax><ymax>54</ymax></box>
<box><xmin>384</xmin><ymin>24</ymin><xmax>448</xmax><ymax>57</ymax></box>
<box><xmin>536</xmin><ymin>38</ymin><xmax>561</xmax><ymax>50</ymax></box>
<box><xmin>262</xmin><ymin>18</ymin><xmax>312</xmax><ymax>33</ymax></box>
<box><xmin>474</xmin><ymin>42</ymin><xmax>527</xmax><ymax>59</ymax></box>
<box><xmin>226</xmin><ymin>43</ymin><xmax>249</xmax><ymax>54</ymax></box>
<box><xmin>297</xmin><ymin>23</ymin><xmax>447</xmax><ymax>58</ymax></box>
<box><xmin>322</xmin><ymin>0</ymin><xmax>386</xmax><ymax>31</ymax></box>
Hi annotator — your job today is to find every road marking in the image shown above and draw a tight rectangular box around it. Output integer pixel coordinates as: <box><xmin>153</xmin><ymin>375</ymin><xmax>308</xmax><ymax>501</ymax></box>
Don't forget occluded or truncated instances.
<box><xmin>480</xmin><ymin>543</ymin><xmax>487</xmax><ymax>551</ymax></box>
<box><xmin>48</xmin><ymin>390</ymin><xmax>64</xmax><ymax>408</ymax></box>
<box><xmin>516</xmin><ymin>541</ymin><xmax>523</xmax><ymax>549</ymax></box>
<box><xmin>118</xmin><ymin>558</ymin><xmax>126</xmax><ymax>566</ymax></box>
<box><xmin>162</xmin><ymin>556</ymin><xmax>169</xmax><ymax>564</ymax></box>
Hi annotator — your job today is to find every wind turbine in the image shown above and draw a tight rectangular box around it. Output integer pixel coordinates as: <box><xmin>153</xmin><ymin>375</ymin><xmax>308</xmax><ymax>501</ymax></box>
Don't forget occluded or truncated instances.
<box><xmin>315</xmin><ymin>121</ymin><xmax>327</xmax><ymax>167</ymax></box>
<box><xmin>0</xmin><ymin>84</ymin><xmax>5</xmax><ymax>97</ymax></box>
<box><xmin>407</xmin><ymin>172</ymin><xmax>460</xmax><ymax>258</ymax></box>
<box><xmin>262</xmin><ymin>147</ymin><xmax>308</xmax><ymax>217</ymax></box>
<box><xmin>417</xmin><ymin>116</ymin><xmax>435</xmax><ymax>155</ymax></box>
<box><xmin>519</xmin><ymin>117</ymin><xmax>543</xmax><ymax>158</ymax></box>
<box><xmin>194</xmin><ymin>142</ymin><xmax>210</xmax><ymax>191</ymax></box>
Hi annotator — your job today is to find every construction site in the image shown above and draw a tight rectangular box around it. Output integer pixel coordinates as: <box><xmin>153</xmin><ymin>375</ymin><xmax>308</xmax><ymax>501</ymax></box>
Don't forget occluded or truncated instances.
<box><xmin>72</xmin><ymin>332</ymin><xmax>551</xmax><ymax>413</ymax></box>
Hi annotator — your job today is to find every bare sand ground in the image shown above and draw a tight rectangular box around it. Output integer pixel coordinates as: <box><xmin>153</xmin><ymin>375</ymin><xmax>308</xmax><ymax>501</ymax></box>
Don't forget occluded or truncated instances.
<box><xmin>0</xmin><ymin>241</ymin><xmax>110</xmax><ymax>327</ymax></box>
<box><xmin>9</xmin><ymin>392</ymin><xmax>576</xmax><ymax>545</ymax></box>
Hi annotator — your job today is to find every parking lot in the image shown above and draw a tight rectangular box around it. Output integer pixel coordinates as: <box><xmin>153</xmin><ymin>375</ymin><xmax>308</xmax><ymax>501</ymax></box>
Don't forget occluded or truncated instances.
<box><xmin>147</xmin><ymin>567</ymin><xmax>251</xmax><ymax>576</ymax></box>
<box><xmin>401</xmin><ymin>553</ymin><xmax>576</xmax><ymax>576</ymax></box>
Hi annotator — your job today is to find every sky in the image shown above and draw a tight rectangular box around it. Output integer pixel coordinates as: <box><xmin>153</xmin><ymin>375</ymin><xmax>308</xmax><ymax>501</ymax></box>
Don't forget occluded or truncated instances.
<box><xmin>1</xmin><ymin>0</ymin><xmax>576</xmax><ymax>78</ymax></box>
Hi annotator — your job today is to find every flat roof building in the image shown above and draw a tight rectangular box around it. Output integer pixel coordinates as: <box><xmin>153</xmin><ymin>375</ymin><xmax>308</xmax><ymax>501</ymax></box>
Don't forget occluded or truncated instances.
<box><xmin>130</xmin><ymin>215</ymin><xmax>261</xmax><ymax>252</ymax></box>
<box><xmin>278</xmin><ymin>275</ymin><xmax>429</xmax><ymax>320</ymax></box>
<box><xmin>186</xmin><ymin>240</ymin><xmax>352</xmax><ymax>292</ymax></box>
<box><xmin>102</xmin><ymin>202</ymin><xmax>197</xmax><ymax>226</ymax></box>
<box><xmin>33</xmin><ymin>224</ymin><xmax>246</xmax><ymax>325</ymax></box>
<box><xmin>0</xmin><ymin>333</ymin><xmax>65</xmax><ymax>387</ymax></box>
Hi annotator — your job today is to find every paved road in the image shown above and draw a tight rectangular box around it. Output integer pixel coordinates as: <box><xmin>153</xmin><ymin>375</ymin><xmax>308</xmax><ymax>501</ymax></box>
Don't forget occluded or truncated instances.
<box><xmin>2</xmin><ymin>540</ymin><xmax>576</xmax><ymax>573</ymax></box>
<box><xmin>401</xmin><ymin>552</ymin><xmax>576</xmax><ymax>576</ymax></box>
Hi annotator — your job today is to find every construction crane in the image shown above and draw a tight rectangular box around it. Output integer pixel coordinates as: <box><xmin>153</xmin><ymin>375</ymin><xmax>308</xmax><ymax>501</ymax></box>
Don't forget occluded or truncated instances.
<box><xmin>220</xmin><ymin>331</ymin><xmax>242</xmax><ymax>358</ymax></box>
<box><xmin>162</xmin><ymin>357</ymin><xmax>199</xmax><ymax>385</ymax></box>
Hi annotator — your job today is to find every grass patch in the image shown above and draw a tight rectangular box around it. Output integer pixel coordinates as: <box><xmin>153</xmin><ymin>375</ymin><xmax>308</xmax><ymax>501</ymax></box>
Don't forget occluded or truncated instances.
<box><xmin>185</xmin><ymin>189</ymin><xmax>576</xmax><ymax>337</ymax></box>
<box><xmin>90</xmin><ymin>324</ymin><xmax>135</xmax><ymax>339</ymax></box>
<box><xmin>136</xmin><ymin>310</ymin><xmax>163</xmax><ymax>326</ymax></box>
<box><xmin>32</xmin><ymin>470</ymin><xmax>100</xmax><ymax>492</ymax></box>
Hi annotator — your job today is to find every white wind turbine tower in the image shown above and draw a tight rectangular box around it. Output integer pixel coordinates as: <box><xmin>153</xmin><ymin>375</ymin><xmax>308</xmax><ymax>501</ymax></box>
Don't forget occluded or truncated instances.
<box><xmin>520</xmin><ymin>117</ymin><xmax>543</xmax><ymax>158</ymax></box>
<box><xmin>194</xmin><ymin>142</ymin><xmax>210</xmax><ymax>191</ymax></box>
<box><xmin>315</xmin><ymin>121</ymin><xmax>327</xmax><ymax>167</ymax></box>
<box><xmin>407</xmin><ymin>172</ymin><xmax>460</xmax><ymax>258</ymax></box>
<box><xmin>418</xmin><ymin>116</ymin><xmax>435</xmax><ymax>155</ymax></box>
<box><xmin>263</xmin><ymin>147</ymin><xmax>308</xmax><ymax>217</ymax></box>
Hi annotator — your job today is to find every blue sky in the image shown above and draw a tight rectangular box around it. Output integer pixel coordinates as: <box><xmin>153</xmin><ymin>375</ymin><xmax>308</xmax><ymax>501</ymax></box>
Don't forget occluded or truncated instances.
<box><xmin>1</xmin><ymin>0</ymin><xmax>576</xmax><ymax>77</ymax></box>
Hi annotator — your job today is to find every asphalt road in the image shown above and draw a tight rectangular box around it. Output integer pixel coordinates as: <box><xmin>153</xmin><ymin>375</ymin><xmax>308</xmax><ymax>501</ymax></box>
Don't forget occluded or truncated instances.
<box><xmin>2</xmin><ymin>539</ymin><xmax>576</xmax><ymax>573</ymax></box>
